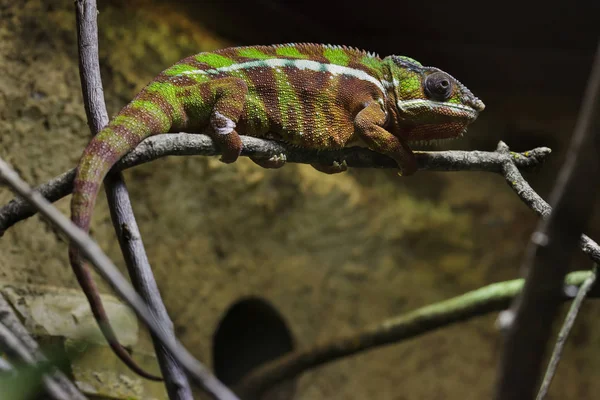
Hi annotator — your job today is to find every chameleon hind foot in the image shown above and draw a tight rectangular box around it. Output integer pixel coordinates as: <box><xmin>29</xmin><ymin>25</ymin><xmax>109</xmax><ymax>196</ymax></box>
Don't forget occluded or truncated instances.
<box><xmin>250</xmin><ymin>153</ymin><xmax>287</xmax><ymax>169</ymax></box>
<box><xmin>311</xmin><ymin>160</ymin><xmax>348</xmax><ymax>174</ymax></box>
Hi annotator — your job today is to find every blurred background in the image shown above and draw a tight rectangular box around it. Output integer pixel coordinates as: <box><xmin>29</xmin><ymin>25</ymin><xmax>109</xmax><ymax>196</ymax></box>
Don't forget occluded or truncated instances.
<box><xmin>0</xmin><ymin>0</ymin><xmax>599</xmax><ymax>398</ymax></box>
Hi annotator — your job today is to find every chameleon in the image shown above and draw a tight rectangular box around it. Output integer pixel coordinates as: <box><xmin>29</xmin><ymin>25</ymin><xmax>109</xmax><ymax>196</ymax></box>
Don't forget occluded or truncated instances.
<box><xmin>69</xmin><ymin>43</ymin><xmax>485</xmax><ymax>379</ymax></box>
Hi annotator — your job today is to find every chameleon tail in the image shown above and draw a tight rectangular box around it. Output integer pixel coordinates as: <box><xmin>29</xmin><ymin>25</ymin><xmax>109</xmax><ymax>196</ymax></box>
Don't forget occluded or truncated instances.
<box><xmin>69</xmin><ymin>95</ymin><xmax>173</xmax><ymax>381</ymax></box>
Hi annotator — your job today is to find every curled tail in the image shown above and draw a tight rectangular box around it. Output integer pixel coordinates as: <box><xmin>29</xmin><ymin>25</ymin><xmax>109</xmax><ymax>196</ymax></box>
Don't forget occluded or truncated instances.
<box><xmin>69</xmin><ymin>92</ymin><xmax>174</xmax><ymax>380</ymax></box>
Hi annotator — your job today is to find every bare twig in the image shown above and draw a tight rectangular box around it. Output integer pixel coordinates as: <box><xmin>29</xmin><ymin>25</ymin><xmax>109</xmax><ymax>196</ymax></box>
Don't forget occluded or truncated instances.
<box><xmin>74</xmin><ymin>0</ymin><xmax>192</xmax><ymax>397</ymax></box>
<box><xmin>499</xmin><ymin>141</ymin><xmax>600</xmax><ymax>264</ymax></box>
<box><xmin>0</xmin><ymin>293</ymin><xmax>86</xmax><ymax>400</ymax></box>
<box><xmin>233</xmin><ymin>271</ymin><xmax>595</xmax><ymax>398</ymax></box>
<box><xmin>0</xmin><ymin>156</ymin><xmax>239</xmax><ymax>400</ymax></box>
<box><xmin>536</xmin><ymin>265</ymin><xmax>598</xmax><ymax>400</ymax></box>
<box><xmin>0</xmin><ymin>138</ymin><xmax>551</xmax><ymax>235</ymax></box>
<box><xmin>495</xmin><ymin>41</ymin><xmax>600</xmax><ymax>400</ymax></box>
<box><xmin>105</xmin><ymin>176</ymin><xmax>193</xmax><ymax>399</ymax></box>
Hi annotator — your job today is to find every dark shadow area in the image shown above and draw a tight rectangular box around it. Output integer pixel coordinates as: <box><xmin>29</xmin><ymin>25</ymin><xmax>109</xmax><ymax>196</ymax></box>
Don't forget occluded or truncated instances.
<box><xmin>213</xmin><ymin>297</ymin><xmax>296</xmax><ymax>399</ymax></box>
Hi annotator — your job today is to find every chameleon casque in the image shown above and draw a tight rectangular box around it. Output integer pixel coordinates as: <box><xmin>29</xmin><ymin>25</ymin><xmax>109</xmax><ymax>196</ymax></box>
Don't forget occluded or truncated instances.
<box><xmin>69</xmin><ymin>43</ymin><xmax>485</xmax><ymax>379</ymax></box>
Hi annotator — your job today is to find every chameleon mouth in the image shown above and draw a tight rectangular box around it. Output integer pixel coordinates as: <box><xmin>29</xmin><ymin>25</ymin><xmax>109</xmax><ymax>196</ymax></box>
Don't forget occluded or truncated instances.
<box><xmin>397</xmin><ymin>99</ymin><xmax>480</xmax><ymax>122</ymax></box>
<box><xmin>408</xmin><ymin>128</ymin><xmax>468</xmax><ymax>146</ymax></box>
<box><xmin>397</xmin><ymin>99</ymin><xmax>480</xmax><ymax>143</ymax></box>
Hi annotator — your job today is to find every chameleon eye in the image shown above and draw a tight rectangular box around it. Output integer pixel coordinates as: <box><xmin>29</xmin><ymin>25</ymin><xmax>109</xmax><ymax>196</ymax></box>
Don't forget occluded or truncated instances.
<box><xmin>424</xmin><ymin>72</ymin><xmax>453</xmax><ymax>101</ymax></box>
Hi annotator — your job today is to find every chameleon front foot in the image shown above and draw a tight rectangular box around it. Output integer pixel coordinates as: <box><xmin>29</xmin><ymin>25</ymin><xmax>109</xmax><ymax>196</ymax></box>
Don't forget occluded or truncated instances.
<box><xmin>215</xmin><ymin>130</ymin><xmax>243</xmax><ymax>164</ymax></box>
<box><xmin>250</xmin><ymin>153</ymin><xmax>287</xmax><ymax>169</ymax></box>
<box><xmin>311</xmin><ymin>160</ymin><xmax>348</xmax><ymax>174</ymax></box>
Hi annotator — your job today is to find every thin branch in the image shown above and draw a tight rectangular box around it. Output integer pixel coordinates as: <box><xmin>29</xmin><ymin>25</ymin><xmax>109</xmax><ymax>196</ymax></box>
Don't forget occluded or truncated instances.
<box><xmin>495</xmin><ymin>41</ymin><xmax>600</xmax><ymax>400</ymax></box>
<box><xmin>499</xmin><ymin>141</ymin><xmax>600</xmax><ymax>264</ymax></box>
<box><xmin>233</xmin><ymin>136</ymin><xmax>600</xmax><ymax>397</ymax></box>
<box><xmin>0</xmin><ymin>137</ymin><xmax>551</xmax><ymax>235</ymax></box>
<box><xmin>105</xmin><ymin>176</ymin><xmax>193</xmax><ymax>399</ymax></box>
<box><xmin>536</xmin><ymin>265</ymin><xmax>598</xmax><ymax>400</ymax></box>
<box><xmin>0</xmin><ymin>156</ymin><xmax>239</xmax><ymax>400</ymax></box>
<box><xmin>74</xmin><ymin>0</ymin><xmax>192</xmax><ymax>397</ymax></box>
<box><xmin>0</xmin><ymin>292</ymin><xmax>86</xmax><ymax>400</ymax></box>
<box><xmin>233</xmin><ymin>271</ymin><xmax>595</xmax><ymax>398</ymax></box>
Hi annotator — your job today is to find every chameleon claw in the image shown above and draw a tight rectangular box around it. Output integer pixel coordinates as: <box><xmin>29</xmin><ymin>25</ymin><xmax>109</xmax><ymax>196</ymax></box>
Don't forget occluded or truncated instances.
<box><xmin>333</xmin><ymin>160</ymin><xmax>348</xmax><ymax>171</ymax></box>
<box><xmin>270</xmin><ymin>153</ymin><xmax>287</xmax><ymax>163</ymax></box>
<box><xmin>311</xmin><ymin>159</ymin><xmax>348</xmax><ymax>174</ymax></box>
<box><xmin>250</xmin><ymin>153</ymin><xmax>287</xmax><ymax>169</ymax></box>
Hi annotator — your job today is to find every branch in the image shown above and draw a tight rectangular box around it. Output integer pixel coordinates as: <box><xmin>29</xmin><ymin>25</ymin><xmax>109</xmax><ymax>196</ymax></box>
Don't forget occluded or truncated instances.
<box><xmin>499</xmin><ymin>142</ymin><xmax>600</xmax><ymax>264</ymax></box>
<box><xmin>233</xmin><ymin>134</ymin><xmax>600</xmax><ymax>397</ymax></box>
<box><xmin>495</xmin><ymin>41</ymin><xmax>600</xmax><ymax>400</ymax></box>
<box><xmin>74</xmin><ymin>0</ymin><xmax>192</xmax><ymax>398</ymax></box>
<box><xmin>0</xmin><ymin>156</ymin><xmax>238</xmax><ymax>400</ymax></box>
<box><xmin>233</xmin><ymin>271</ymin><xmax>595</xmax><ymax>398</ymax></box>
<box><xmin>536</xmin><ymin>265</ymin><xmax>598</xmax><ymax>400</ymax></box>
<box><xmin>0</xmin><ymin>137</ymin><xmax>551</xmax><ymax>236</ymax></box>
<box><xmin>0</xmin><ymin>292</ymin><xmax>86</xmax><ymax>400</ymax></box>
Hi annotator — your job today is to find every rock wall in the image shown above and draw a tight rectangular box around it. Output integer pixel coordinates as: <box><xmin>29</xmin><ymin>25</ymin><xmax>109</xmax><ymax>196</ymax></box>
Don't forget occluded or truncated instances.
<box><xmin>1</xmin><ymin>1</ymin><xmax>599</xmax><ymax>399</ymax></box>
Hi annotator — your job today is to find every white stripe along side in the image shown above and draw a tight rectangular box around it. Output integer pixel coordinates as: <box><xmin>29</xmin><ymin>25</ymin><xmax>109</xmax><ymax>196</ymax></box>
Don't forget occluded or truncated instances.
<box><xmin>179</xmin><ymin>59</ymin><xmax>387</xmax><ymax>94</ymax></box>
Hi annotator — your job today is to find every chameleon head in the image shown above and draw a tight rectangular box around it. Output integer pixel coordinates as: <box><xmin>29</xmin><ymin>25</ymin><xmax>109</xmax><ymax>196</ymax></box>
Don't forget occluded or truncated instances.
<box><xmin>383</xmin><ymin>55</ymin><xmax>485</xmax><ymax>143</ymax></box>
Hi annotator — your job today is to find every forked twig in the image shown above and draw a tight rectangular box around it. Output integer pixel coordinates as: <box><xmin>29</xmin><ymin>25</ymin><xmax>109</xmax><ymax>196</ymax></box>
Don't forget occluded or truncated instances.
<box><xmin>0</xmin><ymin>156</ymin><xmax>239</xmax><ymax>400</ymax></box>
<box><xmin>494</xmin><ymin>41</ymin><xmax>600</xmax><ymax>400</ymax></box>
<box><xmin>536</xmin><ymin>265</ymin><xmax>598</xmax><ymax>400</ymax></box>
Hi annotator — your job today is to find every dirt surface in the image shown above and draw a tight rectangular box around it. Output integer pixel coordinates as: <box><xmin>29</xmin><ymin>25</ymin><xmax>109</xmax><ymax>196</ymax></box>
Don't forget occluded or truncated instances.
<box><xmin>1</xmin><ymin>1</ymin><xmax>599</xmax><ymax>399</ymax></box>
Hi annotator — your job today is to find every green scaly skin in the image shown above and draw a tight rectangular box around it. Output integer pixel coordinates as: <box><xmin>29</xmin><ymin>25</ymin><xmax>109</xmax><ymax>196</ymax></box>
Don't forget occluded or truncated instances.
<box><xmin>69</xmin><ymin>43</ymin><xmax>485</xmax><ymax>379</ymax></box>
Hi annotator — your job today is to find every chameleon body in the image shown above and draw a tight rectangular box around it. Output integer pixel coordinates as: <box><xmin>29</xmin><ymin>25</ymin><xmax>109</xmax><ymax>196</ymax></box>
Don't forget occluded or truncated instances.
<box><xmin>69</xmin><ymin>43</ymin><xmax>485</xmax><ymax>379</ymax></box>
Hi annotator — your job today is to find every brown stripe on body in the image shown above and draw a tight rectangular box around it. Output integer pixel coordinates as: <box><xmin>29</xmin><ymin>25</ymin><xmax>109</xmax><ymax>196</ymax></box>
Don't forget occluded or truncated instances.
<box><xmin>292</xmin><ymin>43</ymin><xmax>329</xmax><ymax>63</ymax></box>
<box><xmin>118</xmin><ymin>106</ymin><xmax>168</xmax><ymax>140</ymax></box>
<box><xmin>214</xmin><ymin>44</ymin><xmax>329</xmax><ymax>64</ymax></box>
<box><xmin>336</xmin><ymin>74</ymin><xmax>383</xmax><ymax>115</ymax></box>
<box><xmin>138</xmin><ymin>80</ymin><xmax>189</xmax><ymax>130</ymax></box>
<box><xmin>321</xmin><ymin>74</ymin><xmax>358</xmax><ymax>148</ymax></box>
<box><xmin>73</xmin><ymin>179</ymin><xmax>101</xmax><ymax>196</ymax></box>
<box><xmin>82</xmin><ymin>138</ymin><xmax>121</xmax><ymax>165</ymax></box>
<box><xmin>178</xmin><ymin>82</ymin><xmax>213</xmax><ymax>132</ymax></box>
<box><xmin>214</xmin><ymin>46</ymin><xmax>256</xmax><ymax>60</ymax></box>
<box><xmin>164</xmin><ymin>74</ymin><xmax>199</xmax><ymax>88</ymax></box>
<box><xmin>284</xmin><ymin>67</ymin><xmax>333</xmax><ymax>147</ymax></box>
<box><xmin>241</xmin><ymin>66</ymin><xmax>282</xmax><ymax>132</ymax></box>
<box><xmin>175</xmin><ymin>55</ymin><xmax>213</xmax><ymax>70</ymax></box>
<box><xmin>333</xmin><ymin>74</ymin><xmax>388</xmax><ymax>145</ymax></box>
<box><xmin>215</xmin><ymin>45</ymin><xmax>278</xmax><ymax>61</ymax></box>
<box><xmin>274</xmin><ymin>65</ymin><xmax>302</xmax><ymax>139</ymax></box>
<box><xmin>151</xmin><ymin>72</ymin><xmax>172</xmax><ymax>84</ymax></box>
<box><xmin>331</xmin><ymin>74</ymin><xmax>383</xmax><ymax>146</ymax></box>
<box><xmin>134</xmin><ymin>89</ymin><xmax>177</xmax><ymax>126</ymax></box>
<box><xmin>104</xmin><ymin>123</ymin><xmax>143</xmax><ymax>149</ymax></box>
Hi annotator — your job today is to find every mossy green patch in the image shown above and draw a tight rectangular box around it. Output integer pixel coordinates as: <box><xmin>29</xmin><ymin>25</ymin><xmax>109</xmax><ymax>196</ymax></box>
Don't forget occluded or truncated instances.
<box><xmin>145</xmin><ymin>82</ymin><xmax>185</xmax><ymax>126</ymax></box>
<box><xmin>360</xmin><ymin>56</ymin><xmax>382</xmax><ymax>72</ymax></box>
<box><xmin>237</xmin><ymin>48</ymin><xmax>272</xmax><ymax>59</ymax></box>
<box><xmin>272</xmin><ymin>69</ymin><xmax>302</xmax><ymax>132</ymax></box>
<box><xmin>324</xmin><ymin>48</ymin><xmax>350</xmax><ymax>66</ymax></box>
<box><xmin>164</xmin><ymin>64</ymin><xmax>197</xmax><ymax>76</ymax></box>
<box><xmin>276</xmin><ymin>47</ymin><xmax>308</xmax><ymax>59</ymax></box>
<box><xmin>195</xmin><ymin>53</ymin><xmax>235</xmax><ymax>68</ymax></box>
<box><xmin>130</xmin><ymin>100</ymin><xmax>171</xmax><ymax>129</ymax></box>
<box><xmin>400</xmin><ymin>75</ymin><xmax>422</xmax><ymax>94</ymax></box>
<box><xmin>244</xmin><ymin>93</ymin><xmax>270</xmax><ymax>134</ymax></box>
